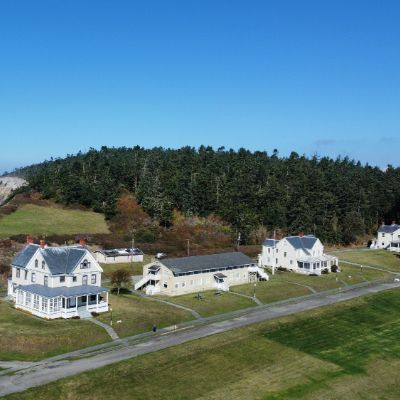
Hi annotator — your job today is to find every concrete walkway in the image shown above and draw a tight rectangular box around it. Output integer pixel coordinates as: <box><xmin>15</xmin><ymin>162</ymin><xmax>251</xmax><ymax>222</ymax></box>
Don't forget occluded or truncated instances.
<box><xmin>230</xmin><ymin>290</ymin><xmax>263</xmax><ymax>306</ymax></box>
<box><xmin>89</xmin><ymin>318</ymin><xmax>119</xmax><ymax>340</ymax></box>
<box><xmin>0</xmin><ymin>280</ymin><xmax>398</xmax><ymax>397</ymax></box>
<box><xmin>280</xmin><ymin>279</ymin><xmax>317</xmax><ymax>294</ymax></box>
<box><xmin>134</xmin><ymin>291</ymin><xmax>204</xmax><ymax>320</ymax></box>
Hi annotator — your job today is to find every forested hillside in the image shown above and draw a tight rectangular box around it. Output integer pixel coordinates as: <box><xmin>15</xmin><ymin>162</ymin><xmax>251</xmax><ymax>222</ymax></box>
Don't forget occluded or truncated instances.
<box><xmin>15</xmin><ymin>146</ymin><xmax>400</xmax><ymax>244</ymax></box>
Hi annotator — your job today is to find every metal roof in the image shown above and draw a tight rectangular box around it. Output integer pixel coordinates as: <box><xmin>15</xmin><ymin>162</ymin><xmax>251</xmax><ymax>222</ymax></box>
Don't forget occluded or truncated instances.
<box><xmin>161</xmin><ymin>252</ymin><xmax>255</xmax><ymax>275</ymax></box>
<box><xmin>16</xmin><ymin>284</ymin><xmax>108</xmax><ymax>298</ymax></box>
<box><xmin>262</xmin><ymin>239</ymin><xmax>279</xmax><ymax>247</ymax></box>
<box><xmin>12</xmin><ymin>244</ymin><xmax>89</xmax><ymax>275</ymax></box>
<box><xmin>95</xmin><ymin>248</ymin><xmax>144</xmax><ymax>257</ymax></box>
<box><xmin>378</xmin><ymin>224</ymin><xmax>400</xmax><ymax>234</ymax></box>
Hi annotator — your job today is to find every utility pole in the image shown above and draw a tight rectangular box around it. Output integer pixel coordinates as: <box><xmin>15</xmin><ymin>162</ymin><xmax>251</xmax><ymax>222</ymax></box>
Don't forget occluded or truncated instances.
<box><xmin>186</xmin><ymin>239</ymin><xmax>190</xmax><ymax>257</ymax></box>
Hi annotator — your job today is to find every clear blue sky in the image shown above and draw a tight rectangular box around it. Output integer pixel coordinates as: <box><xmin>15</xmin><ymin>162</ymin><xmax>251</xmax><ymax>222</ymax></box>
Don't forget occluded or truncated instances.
<box><xmin>1</xmin><ymin>0</ymin><xmax>399</xmax><ymax>173</ymax></box>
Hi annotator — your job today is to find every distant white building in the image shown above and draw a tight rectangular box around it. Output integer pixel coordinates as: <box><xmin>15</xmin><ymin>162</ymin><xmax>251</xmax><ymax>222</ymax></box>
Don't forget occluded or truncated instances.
<box><xmin>260</xmin><ymin>234</ymin><xmax>338</xmax><ymax>275</ymax></box>
<box><xmin>94</xmin><ymin>248</ymin><xmax>144</xmax><ymax>263</ymax></box>
<box><xmin>8</xmin><ymin>238</ymin><xmax>109</xmax><ymax>319</ymax></box>
<box><xmin>135</xmin><ymin>252</ymin><xmax>268</xmax><ymax>296</ymax></box>
<box><xmin>370</xmin><ymin>223</ymin><xmax>400</xmax><ymax>251</ymax></box>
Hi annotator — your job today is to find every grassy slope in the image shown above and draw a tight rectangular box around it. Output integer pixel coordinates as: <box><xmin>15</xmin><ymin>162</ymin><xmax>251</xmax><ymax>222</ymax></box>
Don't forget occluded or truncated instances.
<box><xmin>5</xmin><ymin>288</ymin><xmax>400</xmax><ymax>400</ymax></box>
<box><xmin>0</xmin><ymin>301</ymin><xmax>110</xmax><ymax>361</ymax></box>
<box><xmin>156</xmin><ymin>290</ymin><xmax>256</xmax><ymax>317</ymax></box>
<box><xmin>96</xmin><ymin>293</ymin><xmax>193</xmax><ymax>337</ymax></box>
<box><xmin>331</xmin><ymin>249</ymin><xmax>400</xmax><ymax>272</ymax></box>
<box><xmin>0</xmin><ymin>204</ymin><xmax>109</xmax><ymax>238</ymax></box>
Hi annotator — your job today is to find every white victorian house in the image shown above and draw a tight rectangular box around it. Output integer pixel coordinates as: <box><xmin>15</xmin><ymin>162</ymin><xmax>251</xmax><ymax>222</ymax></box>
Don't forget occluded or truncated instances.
<box><xmin>7</xmin><ymin>239</ymin><xmax>109</xmax><ymax>319</ymax></box>
<box><xmin>370</xmin><ymin>223</ymin><xmax>400</xmax><ymax>251</ymax></box>
<box><xmin>260</xmin><ymin>234</ymin><xmax>338</xmax><ymax>275</ymax></box>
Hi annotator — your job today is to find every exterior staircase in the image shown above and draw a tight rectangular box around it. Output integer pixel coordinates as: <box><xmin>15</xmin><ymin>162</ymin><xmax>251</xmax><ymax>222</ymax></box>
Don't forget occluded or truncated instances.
<box><xmin>134</xmin><ymin>275</ymin><xmax>152</xmax><ymax>291</ymax></box>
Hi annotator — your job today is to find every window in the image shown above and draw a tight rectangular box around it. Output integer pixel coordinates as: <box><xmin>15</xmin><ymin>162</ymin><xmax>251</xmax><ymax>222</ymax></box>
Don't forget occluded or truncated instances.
<box><xmin>44</xmin><ymin>276</ymin><xmax>48</xmax><ymax>286</ymax></box>
<box><xmin>163</xmin><ymin>282</ymin><xmax>168</xmax><ymax>288</ymax></box>
<box><xmin>17</xmin><ymin>290</ymin><xmax>23</xmax><ymax>304</ymax></box>
<box><xmin>33</xmin><ymin>295</ymin><xmax>40</xmax><ymax>310</ymax></box>
<box><xmin>82</xmin><ymin>275</ymin><xmax>88</xmax><ymax>285</ymax></box>
<box><xmin>268</xmin><ymin>248</ymin><xmax>270</xmax><ymax>254</ymax></box>
<box><xmin>42</xmin><ymin>261</ymin><xmax>45</xmax><ymax>269</ymax></box>
<box><xmin>24</xmin><ymin>270</ymin><xmax>28</xmax><ymax>280</ymax></box>
<box><xmin>382</xmin><ymin>233</ymin><xmax>386</xmax><ymax>237</ymax></box>
<box><xmin>90</xmin><ymin>294</ymin><xmax>97</xmax><ymax>302</ymax></box>
<box><xmin>284</xmin><ymin>252</ymin><xmax>287</xmax><ymax>258</ymax></box>
<box><xmin>276</xmin><ymin>249</ymin><xmax>279</xmax><ymax>253</ymax></box>
<box><xmin>31</xmin><ymin>272</ymin><xmax>36</xmax><ymax>283</ymax></box>
<box><xmin>35</xmin><ymin>259</ymin><xmax>38</xmax><ymax>268</ymax></box>
<box><xmin>60</xmin><ymin>276</ymin><xmax>65</xmax><ymax>283</ymax></box>
<box><xmin>41</xmin><ymin>298</ymin><xmax>48</xmax><ymax>312</ymax></box>
<box><xmin>190</xmin><ymin>279</ymin><xmax>194</xmax><ymax>285</ymax></box>
<box><xmin>175</xmin><ymin>283</ymin><xmax>179</xmax><ymax>288</ymax></box>
<box><xmin>16</xmin><ymin>268</ymin><xmax>20</xmax><ymax>278</ymax></box>
<box><xmin>80</xmin><ymin>259</ymin><xmax>90</xmax><ymax>269</ymax></box>
<box><xmin>72</xmin><ymin>276</ymin><xmax>77</xmax><ymax>282</ymax></box>
<box><xmin>91</xmin><ymin>274</ymin><xmax>96</xmax><ymax>284</ymax></box>
<box><xmin>290</xmin><ymin>260</ymin><xmax>293</xmax><ymax>265</ymax></box>
<box><xmin>25</xmin><ymin>292</ymin><xmax>31</xmax><ymax>306</ymax></box>
<box><xmin>181</xmin><ymin>282</ymin><xmax>186</xmax><ymax>287</ymax></box>
<box><xmin>49</xmin><ymin>297</ymin><xmax>61</xmax><ymax>313</ymax></box>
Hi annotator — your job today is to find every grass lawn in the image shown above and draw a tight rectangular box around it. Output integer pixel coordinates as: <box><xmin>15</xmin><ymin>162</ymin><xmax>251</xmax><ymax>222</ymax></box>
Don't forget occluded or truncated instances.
<box><xmin>0</xmin><ymin>204</ymin><xmax>109</xmax><ymax>238</ymax></box>
<box><xmin>0</xmin><ymin>301</ymin><xmax>110</xmax><ymax>361</ymax></box>
<box><xmin>231</xmin><ymin>280</ymin><xmax>311</xmax><ymax>304</ymax></box>
<box><xmin>156</xmin><ymin>290</ymin><xmax>256</xmax><ymax>317</ymax></box>
<box><xmin>6</xmin><ymin>288</ymin><xmax>400</xmax><ymax>400</ymax></box>
<box><xmin>96</xmin><ymin>293</ymin><xmax>194</xmax><ymax>337</ymax></box>
<box><xmin>330</xmin><ymin>249</ymin><xmax>400</xmax><ymax>272</ymax></box>
<box><xmin>100</xmin><ymin>255</ymin><xmax>152</xmax><ymax>276</ymax></box>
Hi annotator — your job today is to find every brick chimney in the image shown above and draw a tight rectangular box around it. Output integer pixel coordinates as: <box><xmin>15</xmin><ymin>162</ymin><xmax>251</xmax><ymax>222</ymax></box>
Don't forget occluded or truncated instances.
<box><xmin>79</xmin><ymin>238</ymin><xmax>86</xmax><ymax>247</ymax></box>
<box><xmin>40</xmin><ymin>239</ymin><xmax>46</xmax><ymax>249</ymax></box>
<box><xmin>26</xmin><ymin>235</ymin><xmax>34</xmax><ymax>245</ymax></box>
<box><xmin>299</xmin><ymin>232</ymin><xmax>304</xmax><ymax>237</ymax></box>
<box><xmin>392</xmin><ymin>221</ymin><xmax>396</xmax><ymax>226</ymax></box>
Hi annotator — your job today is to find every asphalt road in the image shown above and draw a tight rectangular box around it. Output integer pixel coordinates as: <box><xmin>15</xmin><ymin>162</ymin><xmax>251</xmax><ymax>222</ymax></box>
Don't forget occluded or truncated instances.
<box><xmin>0</xmin><ymin>281</ymin><xmax>398</xmax><ymax>397</ymax></box>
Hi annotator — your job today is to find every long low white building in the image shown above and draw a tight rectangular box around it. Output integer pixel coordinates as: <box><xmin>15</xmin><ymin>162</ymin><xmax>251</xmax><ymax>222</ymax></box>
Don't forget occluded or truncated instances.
<box><xmin>94</xmin><ymin>248</ymin><xmax>144</xmax><ymax>263</ymax></box>
<box><xmin>260</xmin><ymin>234</ymin><xmax>338</xmax><ymax>275</ymax></box>
<box><xmin>135</xmin><ymin>252</ymin><xmax>268</xmax><ymax>296</ymax></box>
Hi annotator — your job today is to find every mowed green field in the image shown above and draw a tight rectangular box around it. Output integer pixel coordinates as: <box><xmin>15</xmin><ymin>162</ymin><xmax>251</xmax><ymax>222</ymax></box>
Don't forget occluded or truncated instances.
<box><xmin>0</xmin><ymin>301</ymin><xmax>110</xmax><ymax>361</ymax></box>
<box><xmin>0</xmin><ymin>204</ymin><xmax>109</xmax><ymax>238</ymax></box>
<box><xmin>330</xmin><ymin>249</ymin><xmax>400</xmax><ymax>272</ymax></box>
<box><xmin>96</xmin><ymin>293</ymin><xmax>193</xmax><ymax>337</ymax></box>
<box><xmin>6</xmin><ymin>288</ymin><xmax>400</xmax><ymax>400</ymax></box>
<box><xmin>156</xmin><ymin>290</ymin><xmax>256</xmax><ymax>317</ymax></box>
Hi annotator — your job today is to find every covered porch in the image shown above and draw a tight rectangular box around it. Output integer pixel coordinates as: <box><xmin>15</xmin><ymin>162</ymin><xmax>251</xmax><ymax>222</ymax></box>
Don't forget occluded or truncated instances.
<box><xmin>297</xmin><ymin>255</ymin><xmax>339</xmax><ymax>275</ymax></box>
<box><xmin>15</xmin><ymin>284</ymin><xmax>109</xmax><ymax>319</ymax></box>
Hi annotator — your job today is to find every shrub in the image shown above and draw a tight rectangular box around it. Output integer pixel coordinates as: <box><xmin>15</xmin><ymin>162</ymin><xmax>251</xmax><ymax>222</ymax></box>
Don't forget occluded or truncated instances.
<box><xmin>277</xmin><ymin>266</ymin><xmax>288</xmax><ymax>272</ymax></box>
<box><xmin>321</xmin><ymin>268</ymin><xmax>329</xmax><ymax>274</ymax></box>
<box><xmin>308</xmin><ymin>273</ymin><xmax>318</xmax><ymax>276</ymax></box>
<box><xmin>331</xmin><ymin>265</ymin><xmax>339</xmax><ymax>273</ymax></box>
<box><xmin>91</xmin><ymin>311</ymin><xmax>99</xmax><ymax>317</ymax></box>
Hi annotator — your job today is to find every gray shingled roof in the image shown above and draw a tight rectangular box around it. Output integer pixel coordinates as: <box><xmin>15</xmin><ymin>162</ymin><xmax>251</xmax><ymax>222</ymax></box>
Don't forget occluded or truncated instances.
<box><xmin>11</xmin><ymin>244</ymin><xmax>88</xmax><ymax>275</ymax></box>
<box><xmin>17</xmin><ymin>284</ymin><xmax>108</xmax><ymax>298</ymax></box>
<box><xmin>162</xmin><ymin>252</ymin><xmax>255</xmax><ymax>275</ymax></box>
<box><xmin>378</xmin><ymin>224</ymin><xmax>400</xmax><ymax>234</ymax></box>
<box><xmin>285</xmin><ymin>235</ymin><xmax>317</xmax><ymax>254</ymax></box>
<box><xmin>262</xmin><ymin>239</ymin><xmax>279</xmax><ymax>247</ymax></box>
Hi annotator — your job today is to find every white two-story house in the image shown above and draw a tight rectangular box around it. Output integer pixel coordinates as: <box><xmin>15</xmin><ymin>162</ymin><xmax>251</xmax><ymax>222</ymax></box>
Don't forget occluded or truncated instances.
<box><xmin>370</xmin><ymin>223</ymin><xmax>400</xmax><ymax>251</ymax></box>
<box><xmin>7</xmin><ymin>238</ymin><xmax>109</xmax><ymax>319</ymax></box>
<box><xmin>260</xmin><ymin>234</ymin><xmax>338</xmax><ymax>275</ymax></box>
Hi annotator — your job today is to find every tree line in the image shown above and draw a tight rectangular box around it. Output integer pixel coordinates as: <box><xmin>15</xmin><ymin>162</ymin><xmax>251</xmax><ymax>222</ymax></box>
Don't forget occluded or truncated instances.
<box><xmin>15</xmin><ymin>146</ymin><xmax>400</xmax><ymax>244</ymax></box>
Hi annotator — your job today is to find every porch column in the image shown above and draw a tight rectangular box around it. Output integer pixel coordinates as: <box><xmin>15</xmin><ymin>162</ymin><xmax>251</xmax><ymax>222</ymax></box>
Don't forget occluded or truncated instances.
<box><xmin>96</xmin><ymin>293</ymin><xmax>99</xmax><ymax>312</ymax></box>
<box><xmin>106</xmin><ymin>291</ymin><xmax>109</xmax><ymax>304</ymax></box>
<box><xmin>75</xmin><ymin>296</ymin><xmax>78</xmax><ymax>315</ymax></box>
<box><xmin>86</xmin><ymin>295</ymin><xmax>89</xmax><ymax>310</ymax></box>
